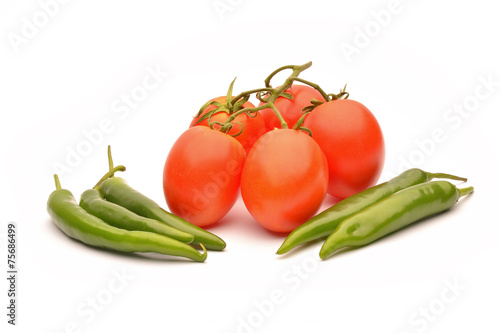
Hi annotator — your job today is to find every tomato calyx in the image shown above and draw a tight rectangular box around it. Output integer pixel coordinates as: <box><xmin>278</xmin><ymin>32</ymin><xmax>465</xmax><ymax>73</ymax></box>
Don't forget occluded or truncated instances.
<box><xmin>301</xmin><ymin>84</ymin><xmax>350</xmax><ymax>113</ymax></box>
<box><xmin>192</xmin><ymin>78</ymin><xmax>268</xmax><ymax>137</ymax></box>
<box><xmin>193</xmin><ymin>62</ymin><xmax>349</xmax><ymax>138</ymax></box>
<box><xmin>258</xmin><ymin>68</ymin><xmax>351</xmax><ymax>130</ymax></box>
<box><xmin>256</xmin><ymin>90</ymin><xmax>294</xmax><ymax>103</ymax></box>
<box><xmin>194</xmin><ymin>78</ymin><xmax>242</xmax><ymax>122</ymax></box>
<box><xmin>291</xmin><ymin>113</ymin><xmax>313</xmax><ymax>136</ymax></box>
<box><xmin>220</xmin><ymin>62</ymin><xmax>316</xmax><ymax>131</ymax></box>
<box><xmin>288</xmin><ymin>85</ymin><xmax>350</xmax><ymax>137</ymax></box>
<box><xmin>197</xmin><ymin>62</ymin><xmax>316</xmax><ymax>135</ymax></box>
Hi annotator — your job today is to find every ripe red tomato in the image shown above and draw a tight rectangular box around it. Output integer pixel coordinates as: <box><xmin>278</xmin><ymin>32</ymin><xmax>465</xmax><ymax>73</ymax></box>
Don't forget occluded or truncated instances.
<box><xmin>163</xmin><ymin>126</ymin><xmax>246</xmax><ymax>227</ymax></box>
<box><xmin>259</xmin><ymin>84</ymin><xmax>325</xmax><ymax>131</ymax></box>
<box><xmin>241</xmin><ymin>129</ymin><xmax>328</xmax><ymax>233</ymax></box>
<box><xmin>304</xmin><ymin>99</ymin><xmax>385</xmax><ymax>199</ymax></box>
<box><xmin>190</xmin><ymin>96</ymin><xmax>265</xmax><ymax>154</ymax></box>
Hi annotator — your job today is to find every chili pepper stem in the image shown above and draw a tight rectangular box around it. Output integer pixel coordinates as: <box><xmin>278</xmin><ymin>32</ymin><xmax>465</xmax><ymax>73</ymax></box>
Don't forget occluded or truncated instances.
<box><xmin>427</xmin><ymin>172</ymin><xmax>467</xmax><ymax>182</ymax></box>
<box><xmin>458</xmin><ymin>186</ymin><xmax>474</xmax><ymax>198</ymax></box>
<box><xmin>199</xmin><ymin>242</ymin><xmax>207</xmax><ymax>259</ymax></box>
<box><xmin>54</xmin><ymin>174</ymin><xmax>62</xmax><ymax>190</ymax></box>
<box><xmin>93</xmin><ymin>165</ymin><xmax>126</xmax><ymax>190</ymax></box>
<box><xmin>108</xmin><ymin>145</ymin><xmax>114</xmax><ymax>177</ymax></box>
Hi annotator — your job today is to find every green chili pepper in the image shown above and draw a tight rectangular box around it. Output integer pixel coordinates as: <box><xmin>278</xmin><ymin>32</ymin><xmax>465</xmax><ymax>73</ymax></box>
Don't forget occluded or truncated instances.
<box><xmin>79</xmin><ymin>168</ymin><xmax>194</xmax><ymax>244</ymax></box>
<box><xmin>319</xmin><ymin>181</ymin><xmax>474</xmax><ymax>260</ymax></box>
<box><xmin>99</xmin><ymin>146</ymin><xmax>226</xmax><ymax>251</ymax></box>
<box><xmin>47</xmin><ymin>172</ymin><xmax>207</xmax><ymax>262</ymax></box>
<box><xmin>277</xmin><ymin>169</ymin><xmax>467</xmax><ymax>255</ymax></box>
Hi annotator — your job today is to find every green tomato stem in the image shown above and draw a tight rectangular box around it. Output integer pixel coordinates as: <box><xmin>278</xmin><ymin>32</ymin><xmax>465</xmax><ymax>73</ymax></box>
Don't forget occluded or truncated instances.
<box><xmin>229</xmin><ymin>88</ymin><xmax>275</xmax><ymax>107</ymax></box>
<box><xmin>222</xmin><ymin>62</ymin><xmax>313</xmax><ymax>129</ymax></box>
<box><xmin>292</xmin><ymin>112</ymin><xmax>308</xmax><ymax>130</ymax></box>
<box><xmin>271</xmin><ymin>103</ymin><xmax>288</xmax><ymax>129</ymax></box>
<box><xmin>264</xmin><ymin>64</ymin><xmax>301</xmax><ymax>88</ymax></box>
<box><xmin>225</xmin><ymin>78</ymin><xmax>237</xmax><ymax>106</ymax></box>
<box><xmin>291</xmin><ymin>77</ymin><xmax>331</xmax><ymax>102</ymax></box>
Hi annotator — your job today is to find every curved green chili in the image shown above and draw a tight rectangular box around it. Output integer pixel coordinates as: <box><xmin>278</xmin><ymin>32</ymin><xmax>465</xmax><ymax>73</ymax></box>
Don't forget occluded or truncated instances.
<box><xmin>319</xmin><ymin>181</ymin><xmax>474</xmax><ymax>260</ymax></box>
<box><xmin>277</xmin><ymin>169</ymin><xmax>467</xmax><ymax>255</ymax></box>
<box><xmin>79</xmin><ymin>170</ymin><xmax>194</xmax><ymax>243</ymax></box>
<box><xmin>100</xmin><ymin>177</ymin><xmax>226</xmax><ymax>251</ymax></box>
<box><xmin>99</xmin><ymin>146</ymin><xmax>226</xmax><ymax>251</ymax></box>
<box><xmin>47</xmin><ymin>174</ymin><xmax>207</xmax><ymax>262</ymax></box>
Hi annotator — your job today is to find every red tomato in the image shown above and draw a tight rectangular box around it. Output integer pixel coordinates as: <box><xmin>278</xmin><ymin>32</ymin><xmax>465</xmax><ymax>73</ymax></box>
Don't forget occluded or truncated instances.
<box><xmin>241</xmin><ymin>129</ymin><xmax>328</xmax><ymax>233</ymax></box>
<box><xmin>304</xmin><ymin>99</ymin><xmax>385</xmax><ymax>199</ymax></box>
<box><xmin>190</xmin><ymin>96</ymin><xmax>265</xmax><ymax>154</ymax></box>
<box><xmin>163</xmin><ymin>126</ymin><xmax>246</xmax><ymax>227</ymax></box>
<box><xmin>259</xmin><ymin>85</ymin><xmax>325</xmax><ymax>131</ymax></box>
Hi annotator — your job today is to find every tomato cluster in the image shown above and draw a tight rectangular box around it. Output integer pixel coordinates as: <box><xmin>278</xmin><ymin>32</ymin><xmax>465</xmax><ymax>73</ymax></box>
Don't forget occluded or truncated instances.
<box><xmin>162</xmin><ymin>62</ymin><xmax>385</xmax><ymax>233</ymax></box>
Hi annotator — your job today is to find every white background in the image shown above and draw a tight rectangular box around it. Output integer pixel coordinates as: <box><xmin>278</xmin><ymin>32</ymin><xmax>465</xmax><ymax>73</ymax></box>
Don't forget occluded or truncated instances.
<box><xmin>1</xmin><ymin>0</ymin><xmax>500</xmax><ymax>332</ymax></box>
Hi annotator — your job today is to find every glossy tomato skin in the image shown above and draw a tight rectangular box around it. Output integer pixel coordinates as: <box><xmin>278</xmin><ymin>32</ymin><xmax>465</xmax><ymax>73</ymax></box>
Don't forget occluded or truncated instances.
<box><xmin>163</xmin><ymin>126</ymin><xmax>246</xmax><ymax>228</ymax></box>
<box><xmin>259</xmin><ymin>85</ymin><xmax>325</xmax><ymax>131</ymax></box>
<box><xmin>241</xmin><ymin>129</ymin><xmax>329</xmax><ymax>233</ymax></box>
<box><xmin>190</xmin><ymin>96</ymin><xmax>265</xmax><ymax>154</ymax></box>
<box><xmin>304</xmin><ymin>99</ymin><xmax>385</xmax><ymax>199</ymax></box>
